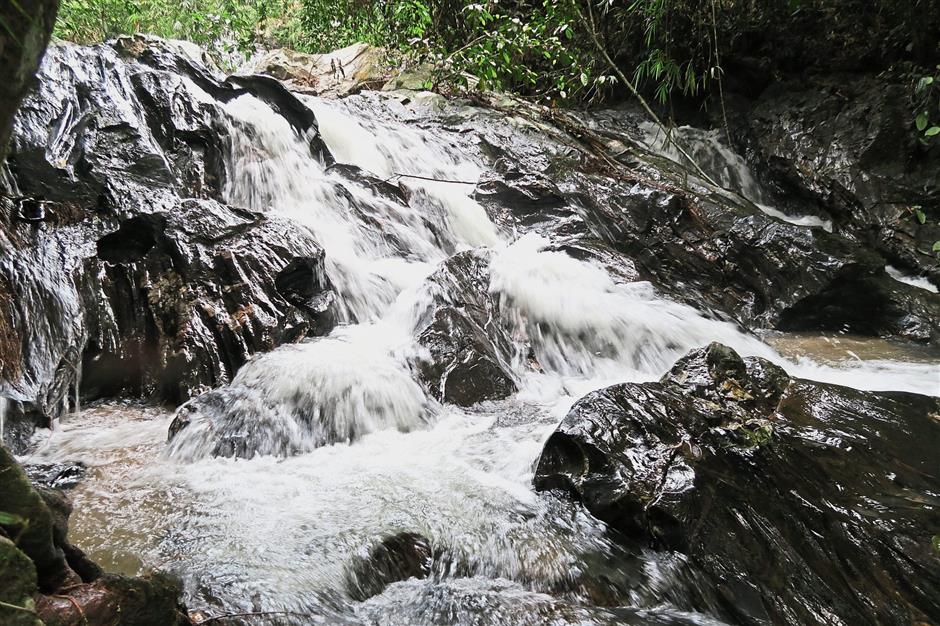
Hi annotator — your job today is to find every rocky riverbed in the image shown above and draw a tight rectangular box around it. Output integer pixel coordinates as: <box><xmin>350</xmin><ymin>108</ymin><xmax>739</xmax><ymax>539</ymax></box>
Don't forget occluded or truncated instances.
<box><xmin>1</xmin><ymin>36</ymin><xmax>938</xmax><ymax>625</ymax></box>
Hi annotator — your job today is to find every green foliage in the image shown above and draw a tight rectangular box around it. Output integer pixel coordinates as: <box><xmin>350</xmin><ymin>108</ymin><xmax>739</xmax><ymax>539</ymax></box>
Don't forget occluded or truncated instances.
<box><xmin>914</xmin><ymin>67</ymin><xmax>940</xmax><ymax>142</ymax></box>
<box><xmin>441</xmin><ymin>1</ymin><xmax>605</xmax><ymax>99</ymax></box>
<box><xmin>52</xmin><ymin>0</ymin><xmax>710</xmax><ymax>103</ymax></box>
<box><xmin>55</xmin><ymin>0</ymin><xmax>285</xmax><ymax>56</ymax></box>
<box><xmin>53</xmin><ymin>0</ymin><xmax>940</xmax><ymax>106</ymax></box>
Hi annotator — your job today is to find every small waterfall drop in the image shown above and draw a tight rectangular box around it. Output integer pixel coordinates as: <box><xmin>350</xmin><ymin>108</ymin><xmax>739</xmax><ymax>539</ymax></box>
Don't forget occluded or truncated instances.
<box><xmin>886</xmin><ymin>265</ymin><xmax>939</xmax><ymax>293</ymax></box>
<box><xmin>640</xmin><ymin>123</ymin><xmax>834</xmax><ymax>231</ymax></box>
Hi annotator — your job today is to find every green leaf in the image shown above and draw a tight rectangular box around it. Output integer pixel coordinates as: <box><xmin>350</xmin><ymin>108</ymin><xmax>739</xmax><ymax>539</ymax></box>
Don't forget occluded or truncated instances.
<box><xmin>580</xmin><ymin>72</ymin><xmax>588</xmax><ymax>86</ymax></box>
<box><xmin>916</xmin><ymin>76</ymin><xmax>934</xmax><ymax>94</ymax></box>
<box><xmin>0</xmin><ymin>511</ymin><xmax>27</xmax><ymax>527</ymax></box>
<box><xmin>926</xmin><ymin>126</ymin><xmax>940</xmax><ymax>137</ymax></box>
<box><xmin>933</xmin><ymin>242</ymin><xmax>940</xmax><ymax>253</ymax></box>
<box><xmin>916</xmin><ymin>209</ymin><xmax>927</xmax><ymax>224</ymax></box>
<box><xmin>916</xmin><ymin>112</ymin><xmax>929</xmax><ymax>131</ymax></box>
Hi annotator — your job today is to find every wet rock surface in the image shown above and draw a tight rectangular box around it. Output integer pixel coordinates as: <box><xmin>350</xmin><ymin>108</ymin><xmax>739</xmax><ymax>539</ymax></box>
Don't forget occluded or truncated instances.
<box><xmin>0</xmin><ymin>39</ymin><xmax>336</xmax><ymax>449</ymax></box>
<box><xmin>414</xmin><ymin>248</ymin><xmax>518</xmax><ymax>406</ymax></box>
<box><xmin>370</xmin><ymin>90</ymin><xmax>940</xmax><ymax>343</ymax></box>
<box><xmin>346</xmin><ymin>532</ymin><xmax>434</xmax><ymax>601</ymax></box>
<box><xmin>734</xmin><ymin>75</ymin><xmax>940</xmax><ymax>285</ymax></box>
<box><xmin>535</xmin><ymin>343</ymin><xmax>940</xmax><ymax>625</ymax></box>
<box><xmin>23</xmin><ymin>461</ymin><xmax>87</xmax><ymax>491</ymax></box>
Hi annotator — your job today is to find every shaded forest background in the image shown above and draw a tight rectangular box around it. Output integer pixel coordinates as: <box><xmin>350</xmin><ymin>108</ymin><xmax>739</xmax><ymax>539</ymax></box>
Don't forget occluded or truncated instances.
<box><xmin>54</xmin><ymin>0</ymin><xmax>939</xmax><ymax>106</ymax></box>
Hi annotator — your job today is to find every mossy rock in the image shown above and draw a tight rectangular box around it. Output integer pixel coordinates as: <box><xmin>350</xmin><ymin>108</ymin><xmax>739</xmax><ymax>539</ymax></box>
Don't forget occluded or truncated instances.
<box><xmin>0</xmin><ymin>446</ymin><xmax>70</xmax><ymax>590</ymax></box>
<box><xmin>0</xmin><ymin>536</ymin><xmax>43</xmax><ymax>626</ymax></box>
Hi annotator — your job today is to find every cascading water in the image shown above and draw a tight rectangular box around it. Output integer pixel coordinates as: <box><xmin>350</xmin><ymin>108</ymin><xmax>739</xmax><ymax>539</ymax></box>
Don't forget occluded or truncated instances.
<box><xmin>639</xmin><ymin>122</ymin><xmax>834</xmax><ymax>231</ymax></box>
<box><xmin>27</xmin><ymin>90</ymin><xmax>939</xmax><ymax>624</ymax></box>
<box><xmin>886</xmin><ymin>264</ymin><xmax>939</xmax><ymax>293</ymax></box>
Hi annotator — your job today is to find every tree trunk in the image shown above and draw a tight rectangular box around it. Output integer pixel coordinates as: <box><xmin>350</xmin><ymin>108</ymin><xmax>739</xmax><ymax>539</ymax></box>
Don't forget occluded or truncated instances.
<box><xmin>0</xmin><ymin>0</ymin><xmax>60</xmax><ymax>159</ymax></box>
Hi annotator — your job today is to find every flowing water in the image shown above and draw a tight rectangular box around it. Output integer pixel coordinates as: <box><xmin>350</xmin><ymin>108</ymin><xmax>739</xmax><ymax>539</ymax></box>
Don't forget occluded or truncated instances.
<box><xmin>23</xmin><ymin>94</ymin><xmax>939</xmax><ymax>624</ymax></box>
<box><xmin>639</xmin><ymin>123</ymin><xmax>834</xmax><ymax>231</ymax></box>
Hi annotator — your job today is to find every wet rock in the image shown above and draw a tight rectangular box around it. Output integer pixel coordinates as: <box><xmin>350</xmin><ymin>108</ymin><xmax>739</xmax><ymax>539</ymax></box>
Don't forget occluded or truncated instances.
<box><xmin>166</xmin><ymin>384</ymin><xmax>304</xmax><ymax>459</ymax></box>
<box><xmin>24</xmin><ymin>461</ymin><xmax>87</xmax><ymax>491</ymax></box>
<box><xmin>415</xmin><ymin>92</ymin><xmax>940</xmax><ymax>343</ymax></box>
<box><xmin>0</xmin><ymin>445</ymin><xmax>74</xmax><ymax>590</ymax></box>
<box><xmin>1</xmin><ymin>40</ymin><xmax>337</xmax><ymax>448</ymax></box>
<box><xmin>738</xmin><ymin>75</ymin><xmax>940</xmax><ymax>283</ymax></box>
<box><xmin>346</xmin><ymin>532</ymin><xmax>434</xmax><ymax>601</ymax></box>
<box><xmin>238</xmin><ymin>43</ymin><xmax>387</xmax><ymax>96</ymax></box>
<box><xmin>166</xmin><ymin>333</ymin><xmax>432</xmax><ymax>460</ymax></box>
<box><xmin>574</xmin><ymin>170</ymin><xmax>940</xmax><ymax>342</ymax></box>
<box><xmin>414</xmin><ymin>249</ymin><xmax>518</xmax><ymax>406</ymax></box>
<box><xmin>535</xmin><ymin>343</ymin><xmax>940</xmax><ymax>625</ymax></box>
<box><xmin>36</xmin><ymin>572</ymin><xmax>191</xmax><ymax>626</ymax></box>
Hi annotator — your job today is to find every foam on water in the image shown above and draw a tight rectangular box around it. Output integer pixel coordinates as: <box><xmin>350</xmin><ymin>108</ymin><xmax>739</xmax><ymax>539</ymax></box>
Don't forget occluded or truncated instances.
<box><xmin>886</xmin><ymin>265</ymin><xmax>939</xmax><ymax>293</ymax></box>
<box><xmin>33</xmin><ymin>91</ymin><xmax>940</xmax><ymax>622</ymax></box>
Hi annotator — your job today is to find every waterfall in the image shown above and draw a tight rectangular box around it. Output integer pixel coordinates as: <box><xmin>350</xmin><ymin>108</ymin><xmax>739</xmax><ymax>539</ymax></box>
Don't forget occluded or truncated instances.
<box><xmin>163</xmin><ymin>94</ymin><xmax>938</xmax><ymax>461</ymax></box>
<box><xmin>639</xmin><ymin>122</ymin><xmax>834</xmax><ymax>231</ymax></box>
<box><xmin>32</xmin><ymin>87</ymin><xmax>938</xmax><ymax>621</ymax></box>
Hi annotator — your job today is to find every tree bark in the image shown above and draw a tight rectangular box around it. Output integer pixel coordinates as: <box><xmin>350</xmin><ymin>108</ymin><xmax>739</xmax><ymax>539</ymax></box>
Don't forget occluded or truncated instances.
<box><xmin>0</xmin><ymin>0</ymin><xmax>60</xmax><ymax>159</ymax></box>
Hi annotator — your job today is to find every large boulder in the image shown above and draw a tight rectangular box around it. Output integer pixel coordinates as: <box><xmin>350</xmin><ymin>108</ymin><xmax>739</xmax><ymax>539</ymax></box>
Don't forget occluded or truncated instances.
<box><xmin>535</xmin><ymin>343</ymin><xmax>940</xmax><ymax>626</ymax></box>
<box><xmin>0</xmin><ymin>39</ymin><xmax>336</xmax><ymax>449</ymax></box>
<box><xmin>736</xmin><ymin>74</ymin><xmax>940</xmax><ymax>283</ymax></box>
<box><xmin>413</xmin><ymin>248</ymin><xmax>518</xmax><ymax>406</ymax></box>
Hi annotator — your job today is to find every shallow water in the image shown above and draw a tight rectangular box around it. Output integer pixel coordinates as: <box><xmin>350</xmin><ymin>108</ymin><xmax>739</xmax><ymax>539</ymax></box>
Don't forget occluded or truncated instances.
<box><xmin>24</xmin><ymin>92</ymin><xmax>940</xmax><ymax>624</ymax></box>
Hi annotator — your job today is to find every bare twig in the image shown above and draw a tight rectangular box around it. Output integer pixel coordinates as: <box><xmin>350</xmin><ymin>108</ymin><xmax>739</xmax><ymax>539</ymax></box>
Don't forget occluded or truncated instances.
<box><xmin>574</xmin><ymin>0</ymin><xmax>720</xmax><ymax>188</ymax></box>
<box><xmin>385</xmin><ymin>172</ymin><xmax>478</xmax><ymax>185</ymax></box>
<box><xmin>0</xmin><ymin>599</ymin><xmax>37</xmax><ymax>614</ymax></box>
<box><xmin>196</xmin><ymin>610</ymin><xmax>314</xmax><ymax>625</ymax></box>
<box><xmin>711</xmin><ymin>0</ymin><xmax>733</xmax><ymax>146</ymax></box>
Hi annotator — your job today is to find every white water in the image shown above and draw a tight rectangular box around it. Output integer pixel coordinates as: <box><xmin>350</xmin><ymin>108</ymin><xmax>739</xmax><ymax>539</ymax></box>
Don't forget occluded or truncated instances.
<box><xmin>31</xmin><ymin>93</ymin><xmax>940</xmax><ymax>623</ymax></box>
<box><xmin>886</xmin><ymin>265</ymin><xmax>939</xmax><ymax>293</ymax></box>
<box><xmin>639</xmin><ymin>123</ymin><xmax>834</xmax><ymax>231</ymax></box>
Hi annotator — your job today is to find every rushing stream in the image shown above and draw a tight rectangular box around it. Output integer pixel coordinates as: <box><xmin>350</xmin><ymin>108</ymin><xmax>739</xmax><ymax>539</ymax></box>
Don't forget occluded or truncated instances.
<box><xmin>20</xmin><ymin>89</ymin><xmax>940</xmax><ymax>625</ymax></box>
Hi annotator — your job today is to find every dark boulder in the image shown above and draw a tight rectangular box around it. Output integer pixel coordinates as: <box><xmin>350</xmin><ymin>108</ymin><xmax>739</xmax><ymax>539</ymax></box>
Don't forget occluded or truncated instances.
<box><xmin>166</xmin><ymin>332</ymin><xmax>432</xmax><ymax>460</ymax></box>
<box><xmin>737</xmin><ymin>74</ymin><xmax>940</xmax><ymax>284</ymax></box>
<box><xmin>23</xmin><ymin>461</ymin><xmax>87</xmax><ymax>491</ymax></box>
<box><xmin>573</xmin><ymin>167</ymin><xmax>940</xmax><ymax>343</ymax></box>
<box><xmin>535</xmin><ymin>343</ymin><xmax>940</xmax><ymax>625</ymax></box>
<box><xmin>346</xmin><ymin>532</ymin><xmax>434</xmax><ymax>601</ymax></box>
<box><xmin>413</xmin><ymin>248</ymin><xmax>518</xmax><ymax>406</ymax></box>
